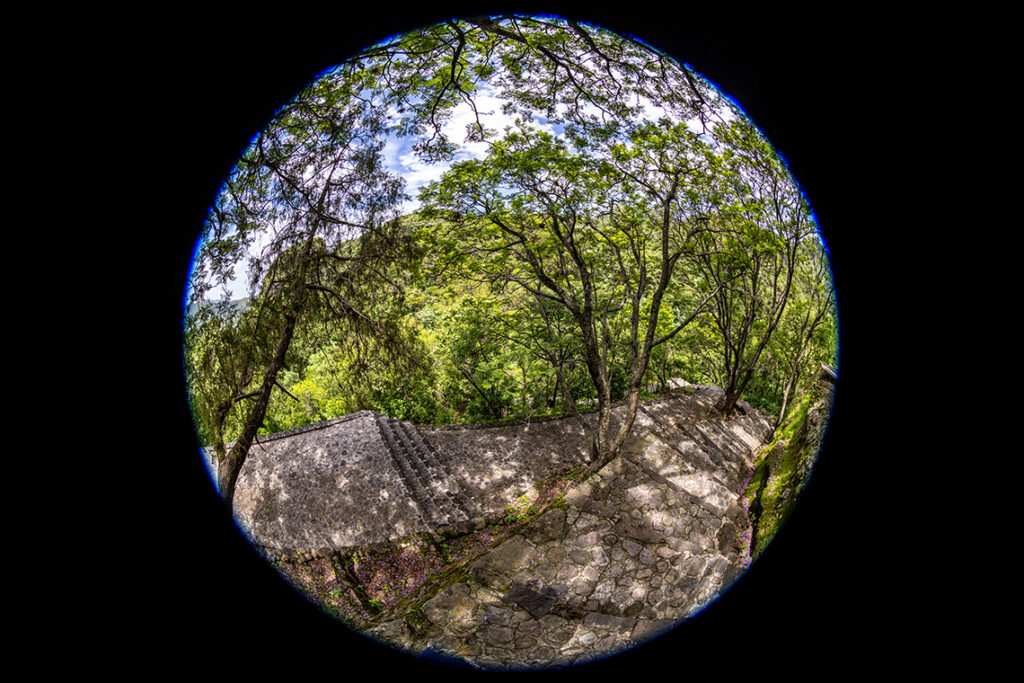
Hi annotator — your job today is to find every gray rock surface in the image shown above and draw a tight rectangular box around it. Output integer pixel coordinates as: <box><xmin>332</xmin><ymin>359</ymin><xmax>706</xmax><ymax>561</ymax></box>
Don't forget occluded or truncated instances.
<box><xmin>220</xmin><ymin>386</ymin><xmax>773</xmax><ymax>669</ymax></box>
<box><xmin>374</xmin><ymin>449</ymin><xmax>753</xmax><ymax>668</ymax></box>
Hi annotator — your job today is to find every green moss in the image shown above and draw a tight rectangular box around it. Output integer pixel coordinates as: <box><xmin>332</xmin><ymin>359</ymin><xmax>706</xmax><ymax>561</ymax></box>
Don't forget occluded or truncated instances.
<box><xmin>743</xmin><ymin>385</ymin><xmax>830</xmax><ymax>559</ymax></box>
<box><xmin>564</xmin><ymin>465</ymin><xmax>588</xmax><ymax>481</ymax></box>
<box><xmin>778</xmin><ymin>391</ymin><xmax>813</xmax><ymax>444</ymax></box>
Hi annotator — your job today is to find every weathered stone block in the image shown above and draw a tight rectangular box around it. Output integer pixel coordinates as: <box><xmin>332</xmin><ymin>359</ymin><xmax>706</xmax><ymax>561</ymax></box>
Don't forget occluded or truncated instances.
<box><xmin>421</xmin><ymin>593</ymin><xmax>456</xmax><ymax>624</ymax></box>
<box><xmin>543</xmin><ymin>627</ymin><xmax>574</xmax><ymax>646</ymax></box>
<box><xmin>569</xmin><ymin>549</ymin><xmax>591</xmax><ymax>565</ymax></box>
<box><xmin>593</xmin><ymin>580</ymin><xmax>615</xmax><ymax>601</ymax></box>
<box><xmin>530</xmin><ymin>645</ymin><xmax>557</xmax><ymax>661</ymax></box>
<box><xmin>583</xmin><ymin>612</ymin><xmax>636</xmax><ymax>633</ymax></box>
<box><xmin>543</xmin><ymin>546</ymin><xmax>567</xmax><ymax>564</ymax></box>
<box><xmin>630</xmin><ymin>618</ymin><xmax>675</xmax><ymax>643</ymax></box>
<box><xmin>616</xmin><ymin>521</ymin><xmax>665</xmax><ymax>544</ymax></box>
<box><xmin>470</xmin><ymin>535</ymin><xmax>536</xmax><ymax>587</ymax></box>
<box><xmin>483</xmin><ymin>605</ymin><xmax>513</xmax><ymax>626</ymax></box>
<box><xmin>482</xmin><ymin>625</ymin><xmax>514</xmax><ymax>645</ymax></box>
<box><xmin>515</xmin><ymin>634</ymin><xmax>538</xmax><ymax>650</ymax></box>
<box><xmin>623</xmin><ymin>601</ymin><xmax>644</xmax><ymax>617</ymax></box>
<box><xmin>590</xmin><ymin>547</ymin><xmax>610</xmax><ymax>567</ymax></box>
<box><xmin>519</xmin><ymin>618</ymin><xmax>542</xmax><ymax>634</ymax></box>
<box><xmin>523</xmin><ymin>508</ymin><xmax>567</xmax><ymax>544</ymax></box>
<box><xmin>718</xmin><ymin>522</ymin><xmax>737</xmax><ymax>553</ymax></box>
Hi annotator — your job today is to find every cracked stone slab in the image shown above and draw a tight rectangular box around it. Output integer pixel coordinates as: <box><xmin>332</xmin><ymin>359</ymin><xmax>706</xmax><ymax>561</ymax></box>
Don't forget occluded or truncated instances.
<box><xmin>470</xmin><ymin>535</ymin><xmax>536</xmax><ymax>587</ymax></box>
<box><xmin>615</xmin><ymin>521</ymin><xmax>666</xmax><ymax>544</ymax></box>
<box><xmin>522</xmin><ymin>508</ymin><xmax>567</xmax><ymax>544</ymax></box>
<box><xmin>501</xmin><ymin>582</ymin><xmax>560</xmax><ymax>618</ymax></box>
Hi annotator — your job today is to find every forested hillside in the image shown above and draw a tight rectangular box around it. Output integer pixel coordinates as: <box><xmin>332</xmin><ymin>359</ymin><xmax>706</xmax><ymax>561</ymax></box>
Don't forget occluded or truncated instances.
<box><xmin>186</xmin><ymin>209</ymin><xmax>835</xmax><ymax>444</ymax></box>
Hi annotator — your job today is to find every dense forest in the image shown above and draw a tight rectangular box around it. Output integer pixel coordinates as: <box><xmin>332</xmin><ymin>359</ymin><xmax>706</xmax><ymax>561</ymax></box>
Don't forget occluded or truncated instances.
<box><xmin>182</xmin><ymin>16</ymin><xmax>838</xmax><ymax>504</ymax></box>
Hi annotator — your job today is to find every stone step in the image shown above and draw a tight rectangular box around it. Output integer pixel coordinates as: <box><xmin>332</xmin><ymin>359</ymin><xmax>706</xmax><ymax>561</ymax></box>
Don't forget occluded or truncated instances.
<box><xmin>395</xmin><ymin>419</ymin><xmax>453</xmax><ymax>489</ymax></box>
<box><xmin>387</xmin><ymin>419</ymin><xmax>464</xmax><ymax>521</ymax></box>
<box><xmin>386</xmin><ymin>419</ymin><xmax>435</xmax><ymax>489</ymax></box>
<box><xmin>692</xmin><ymin>421</ymin><xmax>764</xmax><ymax>491</ymax></box>
<box><xmin>637</xmin><ymin>406</ymin><xmax>717</xmax><ymax>473</ymax></box>
<box><xmin>701</xmin><ymin>421</ymin><xmax>753</xmax><ymax>463</ymax></box>
<box><xmin>375</xmin><ymin>414</ymin><xmax>446</xmax><ymax>527</ymax></box>
<box><xmin>636</xmin><ymin>406</ymin><xmax>746</xmax><ymax>498</ymax></box>
<box><xmin>395</xmin><ymin>420</ymin><xmax>482</xmax><ymax>520</ymax></box>
<box><xmin>376</xmin><ymin>414</ymin><xmax>470</xmax><ymax>530</ymax></box>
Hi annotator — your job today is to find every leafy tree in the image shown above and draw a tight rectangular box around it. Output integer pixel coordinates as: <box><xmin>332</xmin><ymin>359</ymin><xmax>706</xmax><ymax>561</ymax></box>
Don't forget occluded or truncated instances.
<box><xmin>184</xmin><ymin>14</ymin><xmax>836</xmax><ymax>503</ymax></box>
<box><xmin>420</xmin><ymin>119</ymin><xmax>724</xmax><ymax>472</ymax></box>
<box><xmin>187</xmin><ymin>64</ymin><xmax>418</xmax><ymax>506</ymax></box>
<box><xmin>184</xmin><ymin>303</ymin><xmax>266</xmax><ymax>456</ymax></box>
<box><xmin>693</xmin><ymin>118</ymin><xmax>820</xmax><ymax>416</ymax></box>
<box><xmin>772</xmin><ymin>238</ymin><xmax>836</xmax><ymax>424</ymax></box>
<box><xmin>346</xmin><ymin>16</ymin><xmax>728</xmax><ymax>163</ymax></box>
<box><xmin>436</xmin><ymin>296</ymin><xmax>518</xmax><ymax>421</ymax></box>
<box><xmin>490</xmin><ymin>291</ymin><xmax>593</xmax><ymax>417</ymax></box>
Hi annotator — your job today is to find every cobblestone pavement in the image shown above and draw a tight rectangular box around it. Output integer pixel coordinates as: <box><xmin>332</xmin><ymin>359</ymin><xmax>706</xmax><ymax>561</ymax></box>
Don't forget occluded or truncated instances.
<box><xmin>370</xmin><ymin>390</ymin><xmax>771</xmax><ymax>670</ymax></box>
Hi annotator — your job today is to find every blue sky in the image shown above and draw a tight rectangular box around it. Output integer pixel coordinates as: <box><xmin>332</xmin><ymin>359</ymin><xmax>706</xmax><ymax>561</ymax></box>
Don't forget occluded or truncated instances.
<box><xmin>191</xmin><ymin>80</ymin><xmax>722</xmax><ymax>304</ymax></box>
<box><xmin>382</xmin><ymin>83</ymin><xmax>561</xmax><ymax>214</ymax></box>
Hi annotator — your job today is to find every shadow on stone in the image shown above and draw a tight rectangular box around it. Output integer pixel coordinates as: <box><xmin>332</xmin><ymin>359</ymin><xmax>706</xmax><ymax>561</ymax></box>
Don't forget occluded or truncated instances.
<box><xmin>501</xmin><ymin>582</ymin><xmax>561</xmax><ymax>619</ymax></box>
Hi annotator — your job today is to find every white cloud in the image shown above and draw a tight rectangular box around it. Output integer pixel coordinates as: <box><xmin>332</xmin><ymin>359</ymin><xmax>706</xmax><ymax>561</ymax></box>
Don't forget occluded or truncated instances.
<box><xmin>385</xmin><ymin>83</ymin><xmax>562</xmax><ymax>211</ymax></box>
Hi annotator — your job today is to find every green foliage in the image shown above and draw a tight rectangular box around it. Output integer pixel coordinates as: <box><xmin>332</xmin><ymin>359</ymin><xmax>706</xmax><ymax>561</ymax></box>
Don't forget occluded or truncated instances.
<box><xmin>179</xmin><ymin>21</ymin><xmax>848</xmax><ymax>639</ymax></box>
<box><xmin>184</xmin><ymin>15</ymin><xmax>837</xmax><ymax>452</ymax></box>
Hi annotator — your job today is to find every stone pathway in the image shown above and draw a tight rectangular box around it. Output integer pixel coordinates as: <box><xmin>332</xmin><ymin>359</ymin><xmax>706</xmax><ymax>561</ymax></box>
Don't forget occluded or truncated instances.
<box><xmin>370</xmin><ymin>389</ymin><xmax>770</xmax><ymax>670</ymax></box>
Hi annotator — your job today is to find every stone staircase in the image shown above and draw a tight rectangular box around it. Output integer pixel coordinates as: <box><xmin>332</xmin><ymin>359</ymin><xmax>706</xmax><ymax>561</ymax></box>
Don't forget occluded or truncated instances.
<box><xmin>637</xmin><ymin>398</ymin><xmax>769</xmax><ymax>493</ymax></box>
<box><xmin>374</xmin><ymin>413</ymin><xmax>482</xmax><ymax>533</ymax></box>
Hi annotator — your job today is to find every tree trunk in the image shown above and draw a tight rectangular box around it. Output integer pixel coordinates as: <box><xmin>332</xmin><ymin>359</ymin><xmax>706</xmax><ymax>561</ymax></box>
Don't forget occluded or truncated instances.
<box><xmin>456</xmin><ymin>364</ymin><xmax>503</xmax><ymax>420</ymax></box>
<box><xmin>776</xmin><ymin>344</ymin><xmax>808</xmax><ymax>427</ymax></box>
<box><xmin>720</xmin><ymin>362</ymin><xmax>757</xmax><ymax>416</ymax></box>
<box><xmin>589</xmin><ymin>400</ymin><xmax>612</xmax><ymax>469</ymax></box>
<box><xmin>587</xmin><ymin>387</ymin><xmax>644</xmax><ymax>475</ymax></box>
<box><xmin>718</xmin><ymin>389</ymin><xmax>741</xmax><ymax>417</ymax></box>
<box><xmin>520</xmin><ymin>363</ymin><xmax>528</xmax><ymax>413</ymax></box>
<box><xmin>217</xmin><ymin>304</ymin><xmax>303</xmax><ymax>508</ymax></box>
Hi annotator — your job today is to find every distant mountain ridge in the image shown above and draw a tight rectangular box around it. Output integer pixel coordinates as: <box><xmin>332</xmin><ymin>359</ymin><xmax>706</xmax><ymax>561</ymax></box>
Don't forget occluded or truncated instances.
<box><xmin>186</xmin><ymin>297</ymin><xmax>251</xmax><ymax>319</ymax></box>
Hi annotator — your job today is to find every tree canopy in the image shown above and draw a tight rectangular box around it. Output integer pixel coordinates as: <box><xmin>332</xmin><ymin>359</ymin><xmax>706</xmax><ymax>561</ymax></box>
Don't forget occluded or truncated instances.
<box><xmin>184</xmin><ymin>15</ymin><xmax>838</xmax><ymax>504</ymax></box>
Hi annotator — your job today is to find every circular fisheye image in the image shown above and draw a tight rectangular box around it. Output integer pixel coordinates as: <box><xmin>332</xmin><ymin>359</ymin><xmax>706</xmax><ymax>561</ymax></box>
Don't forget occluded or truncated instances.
<box><xmin>183</xmin><ymin>14</ymin><xmax>838</xmax><ymax>672</ymax></box>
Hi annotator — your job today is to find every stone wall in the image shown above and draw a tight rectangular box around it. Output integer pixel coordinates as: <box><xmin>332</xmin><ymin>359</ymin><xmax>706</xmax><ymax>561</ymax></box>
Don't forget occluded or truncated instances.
<box><xmin>233</xmin><ymin>411</ymin><xmax>432</xmax><ymax>551</ymax></box>
<box><xmin>227</xmin><ymin>385</ymin><xmax>771</xmax><ymax>560</ymax></box>
<box><xmin>368</xmin><ymin>387</ymin><xmax>775</xmax><ymax>669</ymax></box>
<box><xmin>212</xmin><ymin>384</ymin><xmax>775</xmax><ymax>669</ymax></box>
